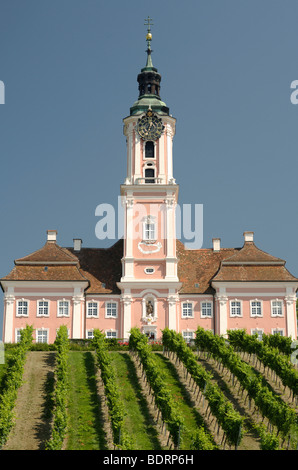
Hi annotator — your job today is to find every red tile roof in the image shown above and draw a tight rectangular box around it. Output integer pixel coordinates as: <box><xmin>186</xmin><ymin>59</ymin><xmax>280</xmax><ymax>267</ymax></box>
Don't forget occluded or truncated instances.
<box><xmin>1</xmin><ymin>238</ymin><xmax>297</xmax><ymax>293</ymax></box>
<box><xmin>177</xmin><ymin>240</ymin><xmax>239</xmax><ymax>294</ymax></box>
<box><xmin>213</xmin><ymin>241</ymin><xmax>298</xmax><ymax>283</ymax></box>
<box><xmin>220</xmin><ymin>241</ymin><xmax>284</xmax><ymax>265</ymax></box>
<box><xmin>1</xmin><ymin>265</ymin><xmax>87</xmax><ymax>282</ymax></box>
<box><xmin>212</xmin><ymin>265</ymin><xmax>297</xmax><ymax>282</ymax></box>
<box><xmin>15</xmin><ymin>241</ymin><xmax>78</xmax><ymax>264</ymax></box>
<box><xmin>67</xmin><ymin>239</ymin><xmax>123</xmax><ymax>294</ymax></box>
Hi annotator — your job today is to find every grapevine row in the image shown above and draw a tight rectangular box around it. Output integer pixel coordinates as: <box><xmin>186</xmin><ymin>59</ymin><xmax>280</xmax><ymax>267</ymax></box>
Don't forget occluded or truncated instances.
<box><xmin>228</xmin><ymin>329</ymin><xmax>298</xmax><ymax>399</ymax></box>
<box><xmin>45</xmin><ymin>325</ymin><xmax>70</xmax><ymax>450</ymax></box>
<box><xmin>92</xmin><ymin>329</ymin><xmax>133</xmax><ymax>450</ymax></box>
<box><xmin>0</xmin><ymin>325</ymin><xmax>33</xmax><ymax>448</ymax></box>
<box><xmin>129</xmin><ymin>328</ymin><xmax>184</xmax><ymax>449</ymax></box>
<box><xmin>162</xmin><ymin>328</ymin><xmax>244</xmax><ymax>449</ymax></box>
<box><xmin>262</xmin><ymin>332</ymin><xmax>295</xmax><ymax>356</ymax></box>
<box><xmin>195</xmin><ymin>327</ymin><xmax>298</xmax><ymax>441</ymax></box>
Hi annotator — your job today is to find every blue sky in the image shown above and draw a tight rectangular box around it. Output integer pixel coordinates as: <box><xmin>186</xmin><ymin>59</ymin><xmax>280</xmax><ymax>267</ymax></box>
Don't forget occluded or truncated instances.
<box><xmin>1</xmin><ymin>1</ymin><xmax>298</xmax><ymax>339</ymax></box>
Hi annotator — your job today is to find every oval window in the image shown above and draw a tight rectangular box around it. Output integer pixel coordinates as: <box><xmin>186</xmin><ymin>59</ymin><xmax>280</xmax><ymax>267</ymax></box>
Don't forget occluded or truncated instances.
<box><xmin>145</xmin><ymin>267</ymin><xmax>155</xmax><ymax>275</ymax></box>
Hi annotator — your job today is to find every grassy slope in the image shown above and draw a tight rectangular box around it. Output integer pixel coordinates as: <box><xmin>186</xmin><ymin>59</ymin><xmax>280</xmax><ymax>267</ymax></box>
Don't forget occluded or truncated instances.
<box><xmin>65</xmin><ymin>351</ymin><xmax>108</xmax><ymax>450</ymax></box>
<box><xmin>152</xmin><ymin>352</ymin><xmax>209</xmax><ymax>450</ymax></box>
<box><xmin>110</xmin><ymin>352</ymin><xmax>162</xmax><ymax>450</ymax></box>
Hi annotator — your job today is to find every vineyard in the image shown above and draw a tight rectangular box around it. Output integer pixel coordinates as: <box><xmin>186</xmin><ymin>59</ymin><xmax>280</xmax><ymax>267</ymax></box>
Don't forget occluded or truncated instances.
<box><xmin>0</xmin><ymin>325</ymin><xmax>297</xmax><ymax>451</ymax></box>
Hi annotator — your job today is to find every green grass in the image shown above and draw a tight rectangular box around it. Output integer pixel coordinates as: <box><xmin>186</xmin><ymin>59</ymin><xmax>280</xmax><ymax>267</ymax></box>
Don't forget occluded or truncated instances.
<box><xmin>110</xmin><ymin>352</ymin><xmax>162</xmax><ymax>450</ymax></box>
<box><xmin>152</xmin><ymin>352</ymin><xmax>213</xmax><ymax>450</ymax></box>
<box><xmin>65</xmin><ymin>351</ymin><xmax>108</xmax><ymax>450</ymax></box>
<box><xmin>56</xmin><ymin>350</ymin><xmax>214</xmax><ymax>450</ymax></box>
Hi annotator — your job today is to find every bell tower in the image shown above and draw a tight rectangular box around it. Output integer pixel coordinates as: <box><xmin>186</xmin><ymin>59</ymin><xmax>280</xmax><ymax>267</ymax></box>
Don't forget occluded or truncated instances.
<box><xmin>118</xmin><ymin>18</ymin><xmax>181</xmax><ymax>339</ymax></box>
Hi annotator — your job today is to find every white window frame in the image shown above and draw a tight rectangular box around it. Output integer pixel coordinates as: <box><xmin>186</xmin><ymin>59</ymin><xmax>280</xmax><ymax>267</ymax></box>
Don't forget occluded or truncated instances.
<box><xmin>181</xmin><ymin>301</ymin><xmax>194</xmax><ymax>318</ymax></box>
<box><xmin>36</xmin><ymin>328</ymin><xmax>49</xmax><ymax>344</ymax></box>
<box><xmin>250</xmin><ymin>300</ymin><xmax>262</xmax><ymax>317</ymax></box>
<box><xmin>16</xmin><ymin>299</ymin><xmax>29</xmax><ymax>317</ymax></box>
<box><xmin>144</xmin><ymin>267</ymin><xmax>155</xmax><ymax>275</ymax></box>
<box><xmin>200</xmin><ymin>301</ymin><xmax>213</xmax><ymax>318</ymax></box>
<box><xmin>86</xmin><ymin>329</ymin><xmax>94</xmax><ymax>340</ymax></box>
<box><xmin>143</xmin><ymin>221</ymin><xmax>156</xmax><ymax>241</ymax></box>
<box><xmin>251</xmin><ymin>328</ymin><xmax>264</xmax><ymax>341</ymax></box>
<box><xmin>37</xmin><ymin>299</ymin><xmax>50</xmax><ymax>317</ymax></box>
<box><xmin>57</xmin><ymin>299</ymin><xmax>70</xmax><ymax>317</ymax></box>
<box><xmin>142</xmin><ymin>328</ymin><xmax>157</xmax><ymax>341</ymax></box>
<box><xmin>105</xmin><ymin>329</ymin><xmax>117</xmax><ymax>339</ymax></box>
<box><xmin>143</xmin><ymin>140</ymin><xmax>156</xmax><ymax>160</ymax></box>
<box><xmin>230</xmin><ymin>300</ymin><xmax>242</xmax><ymax>317</ymax></box>
<box><xmin>182</xmin><ymin>330</ymin><xmax>195</xmax><ymax>343</ymax></box>
<box><xmin>271</xmin><ymin>328</ymin><xmax>284</xmax><ymax>336</ymax></box>
<box><xmin>15</xmin><ymin>328</ymin><xmax>23</xmax><ymax>343</ymax></box>
<box><xmin>105</xmin><ymin>301</ymin><xmax>118</xmax><ymax>319</ymax></box>
<box><xmin>86</xmin><ymin>301</ymin><xmax>99</xmax><ymax>318</ymax></box>
<box><xmin>271</xmin><ymin>299</ymin><xmax>283</xmax><ymax>317</ymax></box>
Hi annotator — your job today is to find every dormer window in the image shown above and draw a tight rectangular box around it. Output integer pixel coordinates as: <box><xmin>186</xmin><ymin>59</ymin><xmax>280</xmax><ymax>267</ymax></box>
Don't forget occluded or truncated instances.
<box><xmin>145</xmin><ymin>141</ymin><xmax>154</xmax><ymax>158</ymax></box>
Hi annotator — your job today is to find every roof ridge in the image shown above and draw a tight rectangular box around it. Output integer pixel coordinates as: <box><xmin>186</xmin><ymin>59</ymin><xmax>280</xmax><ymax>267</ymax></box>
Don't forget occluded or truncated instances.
<box><xmin>221</xmin><ymin>241</ymin><xmax>285</xmax><ymax>265</ymax></box>
<box><xmin>15</xmin><ymin>241</ymin><xmax>79</xmax><ymax>265</ymax></box>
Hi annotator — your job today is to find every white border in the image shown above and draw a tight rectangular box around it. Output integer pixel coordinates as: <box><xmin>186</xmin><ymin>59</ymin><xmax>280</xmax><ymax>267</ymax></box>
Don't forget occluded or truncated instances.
<box><xmin>36</xmin><ymin>298</ymin><xmax>50</xmax><ymax>317</ymax></box>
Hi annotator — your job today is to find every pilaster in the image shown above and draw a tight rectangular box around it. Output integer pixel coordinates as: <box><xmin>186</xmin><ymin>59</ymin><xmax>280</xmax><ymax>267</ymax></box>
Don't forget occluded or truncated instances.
<box><xmin>4</xmin><ymin>293</ymin><xmax>15</xmax><ymax>343</ymax></box>
<box><xmin>285</xmin><ymin>294</ymin><xmax>297</xmax><ymax>338</ymax></box>
<box><xmin>72</xmin><ymin>294</ymin><xmax>84</xmax><ymax>339</ymax></box>
<box><xmin>121</xmin><ymin>293</ymin><xmax>132</xmax><ymax>339</ymax></box>
<box><xmin>215</xmin><ymin>294</ymin><xmax>228</xmax><ymax>336</ymax></box>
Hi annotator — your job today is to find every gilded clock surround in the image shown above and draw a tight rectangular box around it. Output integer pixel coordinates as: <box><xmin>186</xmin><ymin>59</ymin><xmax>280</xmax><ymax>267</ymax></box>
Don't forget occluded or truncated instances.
<box><xmin>136</xmin><ymin>109</ymin><xmax>165</xmax><ymax>141</ymax></box>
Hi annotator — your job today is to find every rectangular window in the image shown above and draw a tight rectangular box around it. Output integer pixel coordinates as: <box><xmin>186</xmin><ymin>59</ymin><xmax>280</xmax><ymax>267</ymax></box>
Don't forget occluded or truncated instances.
<box><xmin>106</xmin><ymin>302</ymin><xmax>117</xmax><ymax>318</ymax></box>
<box><xmin>230</xmin><ymin>301</ymin><xmax>242</xmax><ymax>317</ymax></box>
<box><xmin>251</xmin><ymin>329</ymin><xmax>264</xmax><ymax>341</ymax></box>
<box><xmin>106</xmin><ymin>330</ymin><xmax>117</xmax><ymax>339</ymax></box>
<box><xmin>37</xmin><ymin>300</ymin><xmax>49</xmax><ymax>317</ymax></box>
<box><xmin>17</xmin><ymin>300</ymin><xmax>28</xmax><ymax>316</ymax></box>
<box><xmin>272</xmin><ymin>329</ymin><xmax>284</xmax><ymax>336</ymax></box>
<box><xmin>143</xmin><ymin>222</ymin><xmax>156</xmax><ymax>241</ymax></box>
<box><xmin>251</xmin><ymin>301</ymin><xmax>262</xmax><ymax>317</ymax></box>
<box><xmin>36</xmin><ymin>329</ymin><xmax>48</xmax><ymax>344</ymax></box>
<box><xmin>182</xmin><ymin>302</ymin><xmax>193</xmax><ymax>318</ymax></box>
<box><xmin>86</xmin><ymin>330</ymin><xmax>94</xmax><ymax>340</ymax></box>
<box><xmin>87</xmin><ymin>302</ymin><xmax>98</xmax><ymax>318</ymax></box>
<box><xmin>15</xmin><ymin>329</ymin><xmax>23</xmax><ymax>343</ymax></box>
<box><xmin>182</xmin><ymin>331</ymin><xmax>194</xmax><ymax>343</ymax></box>
<box><xmin>201</xmin><ymin>302</ymin><xmax>212</xmax><ymax>318</ymax></box>
<box><xmin>271</xmin><ymin>300</ymin><xmax>283</xmax><ymax>317</ymax></box>
<box><xmin>58</xmin><ymin>300</ymin><xmax>69</xmax><ymax>317</ymax></box>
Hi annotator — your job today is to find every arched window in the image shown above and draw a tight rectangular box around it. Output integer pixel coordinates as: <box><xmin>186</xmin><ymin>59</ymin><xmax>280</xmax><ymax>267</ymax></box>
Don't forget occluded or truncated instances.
<box><xmin>145</xmin><ymin>141</ymin><xmax>154</xmax><ymax>158</ymax></box>
<box><xmin>145</xmin><ymin>167</ymin><xmax>155</xmax><ymax>183</ymax></box>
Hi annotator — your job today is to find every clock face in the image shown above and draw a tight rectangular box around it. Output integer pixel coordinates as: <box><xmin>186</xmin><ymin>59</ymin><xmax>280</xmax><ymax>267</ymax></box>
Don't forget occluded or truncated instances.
<box><xmin>137</xmin><ymin>110</ymin><xmax>164</xmax><ymax>141</ymax></box>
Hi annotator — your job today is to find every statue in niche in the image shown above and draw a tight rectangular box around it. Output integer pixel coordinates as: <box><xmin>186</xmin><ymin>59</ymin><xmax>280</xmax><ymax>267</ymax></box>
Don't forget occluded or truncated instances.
<box><xmin>146</xmin><ymin>300</ymin><xmax>154</xmax><ymax>323</ymax></box>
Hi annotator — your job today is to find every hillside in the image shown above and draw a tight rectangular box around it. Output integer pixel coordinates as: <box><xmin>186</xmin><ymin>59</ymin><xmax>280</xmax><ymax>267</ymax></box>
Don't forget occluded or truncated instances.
<box><xmin>0</xmin><ymin>328</ymin><xmax>297</xmax><ymax>451</ymax></box>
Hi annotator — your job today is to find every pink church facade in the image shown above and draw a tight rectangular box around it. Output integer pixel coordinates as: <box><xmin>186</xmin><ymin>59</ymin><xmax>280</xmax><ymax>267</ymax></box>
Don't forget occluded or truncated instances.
<box><xmin>1</xmin><ymin>31</ymin><xmax>297</xmax><ymax>344</ymax></box>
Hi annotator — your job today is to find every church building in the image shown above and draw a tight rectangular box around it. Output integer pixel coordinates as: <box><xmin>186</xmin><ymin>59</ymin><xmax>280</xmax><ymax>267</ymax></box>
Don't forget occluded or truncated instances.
<box><xmin>1</xmin><ymin>25</ymin><xmax>297</xmax><ymax>343</ymax></box>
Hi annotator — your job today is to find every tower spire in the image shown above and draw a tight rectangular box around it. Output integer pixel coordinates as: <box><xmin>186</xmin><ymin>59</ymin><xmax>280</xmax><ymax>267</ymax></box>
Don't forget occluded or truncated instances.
<box><xmin>129</xmin><ymin>17</ymin><xmax>169</xmax><ymax>115</ymax></box>
<box><xmin>144</xmin><ymin>16</ymin><xmax>154</xmax><ymax>69</ymax></box>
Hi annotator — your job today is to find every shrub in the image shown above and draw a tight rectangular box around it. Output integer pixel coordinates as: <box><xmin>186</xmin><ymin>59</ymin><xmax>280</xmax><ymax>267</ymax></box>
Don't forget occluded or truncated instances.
<box><xmin>0</xmin><ymin>325</ymin><xmax>33</xmax><ymax>448</ymax></box>
<box><xmin>45</xmin><ymin>326</ymin><xmax>69</xmax><ymax>450</ymax></box>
